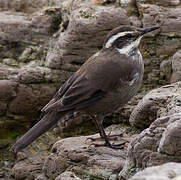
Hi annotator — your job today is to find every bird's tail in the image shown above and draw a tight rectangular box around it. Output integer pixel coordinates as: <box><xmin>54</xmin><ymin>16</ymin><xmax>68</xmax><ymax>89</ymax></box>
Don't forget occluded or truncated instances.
<box><xmin>11</xmin><ymin>111</ymin><xmax>67</xmax><ymax>153</ymax></box>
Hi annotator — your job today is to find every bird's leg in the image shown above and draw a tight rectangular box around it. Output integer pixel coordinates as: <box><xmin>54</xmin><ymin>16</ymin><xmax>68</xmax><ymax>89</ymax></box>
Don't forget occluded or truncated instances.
<box><xmin>87</xmin><ymin>115</ymin><xmax>126</xmax><ymax>149</ymax></box>
<box><xmin>87</xmin><ymin>115</ymin><xmax>111</xmax><ymax>146</ymax></box>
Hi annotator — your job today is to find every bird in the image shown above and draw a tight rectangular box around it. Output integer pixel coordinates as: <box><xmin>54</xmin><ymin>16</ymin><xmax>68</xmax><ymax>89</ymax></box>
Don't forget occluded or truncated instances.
<box><xmin>12</xmin><ymin>25</ymin><xmax>160</xmax><ymax>153</ymax></box>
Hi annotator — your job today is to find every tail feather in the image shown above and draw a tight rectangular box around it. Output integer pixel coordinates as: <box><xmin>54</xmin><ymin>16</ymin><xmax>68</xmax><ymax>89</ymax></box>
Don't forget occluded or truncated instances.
<box><xmin>11</xmin><ymin>111</ymin><xmax>66</xmax><ymax>153</ymax></box>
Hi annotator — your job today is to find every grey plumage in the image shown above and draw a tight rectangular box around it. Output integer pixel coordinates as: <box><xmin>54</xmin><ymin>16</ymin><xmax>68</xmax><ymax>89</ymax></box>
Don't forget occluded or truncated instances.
<box><xmin>12</xmin><ymin>25</ymin><xmax>160</xmax><ymax>153</ymax></box>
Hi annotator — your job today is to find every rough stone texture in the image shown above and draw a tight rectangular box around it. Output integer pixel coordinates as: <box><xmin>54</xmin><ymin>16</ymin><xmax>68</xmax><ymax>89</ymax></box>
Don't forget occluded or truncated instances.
<box><xmin>129</xmin><ymin>113</ymin><xmax>181</xmax><ymax>166</ymax></box>
<box><xmin>10</xmin><ymin>132</ymin><xmax>59</xmax><ymax>180</ymax></box>
<box><xmin>136</xmin><ymin>0</ymin><xmax>181</xmax><ymax>86</ymax></box>
<box><xmin>137</xmin><ymin>1</ymin><xmax>181</xmax><ymax>37</ymax></box>
<box><xmin>45</xmin><ymin>5</ymin><xmax>130</xmax><ymax>70</ymax></box>
<box><xmin>11</xmin><ymin>154</ymin><xmax>45</xmax><ymax>180</ymax></box>
<box><xmin>119</xmin><ymin>82</ymin><xmax>181</xmax><ymax>179</ymax></box>
<box><xmin>130</xmin><ymin>82</ymin><xmax>181</xmax><ymax>129</ymax></box>
<box><xmin>129</xmin><ymin>162</ymin><xmax>181</xmax><ymax>180</ymax></box>
<box><xmin>55</xmin><ymin>171</ymin><xmax>81</xmax><ymax>180</ymax></box>
<box><xmin>11</xmin><ymin>125</ymin><xmax>134</xmax><ymax>180</ymax></box>
<box><xmin>171</xmin><ymin>50</ymin><xmax>181</xmax><ymax>83</ymax></box>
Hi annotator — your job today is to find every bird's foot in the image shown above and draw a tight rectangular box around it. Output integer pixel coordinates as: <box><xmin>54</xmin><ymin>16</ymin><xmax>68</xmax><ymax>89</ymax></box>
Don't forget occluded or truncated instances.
<box><xmin>86</xmin><ymin>133</ymin><xmax>128</xmax><ymax>149</ymax></box>
<box><xmin>86</xmin><ymin>133</ymin><xmax>123</xmax><ymax>142</ymax></box>
<box><xmin>89</xmin><ymin>141</ymin><xmax>126</xmax><ymax>149</ymax></box>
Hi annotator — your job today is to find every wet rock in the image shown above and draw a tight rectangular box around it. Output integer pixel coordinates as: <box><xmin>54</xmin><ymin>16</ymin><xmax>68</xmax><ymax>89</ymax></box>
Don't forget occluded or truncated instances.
<box><xmin>129</xmin><ymin>162</ymin><xmax>181</xmax><ymax>180</ymax></box>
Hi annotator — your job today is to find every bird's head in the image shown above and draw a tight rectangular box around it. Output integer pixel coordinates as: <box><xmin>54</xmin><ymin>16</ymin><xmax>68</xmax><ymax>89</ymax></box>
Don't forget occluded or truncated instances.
<box><xmin>104</xmin><ymin>26</ymin><xmax>160</xmax><ymax>55</ymax></box>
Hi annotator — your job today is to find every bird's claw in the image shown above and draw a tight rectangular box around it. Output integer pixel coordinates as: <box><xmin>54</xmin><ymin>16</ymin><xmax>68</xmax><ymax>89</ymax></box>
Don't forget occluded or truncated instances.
<box><xmin>86</xmin><ymin>137</ymin><xmax>104</xmax><ymax>142</ymax></box>
<box><xmin>86</xmin><ymin>133</ymin><xmax>123</xmax><ymax>143</ymax></box>
<box><xmin>88</xmin><ymin>141</ymin><xmax>126</xmax><ymax>149</ymax></box>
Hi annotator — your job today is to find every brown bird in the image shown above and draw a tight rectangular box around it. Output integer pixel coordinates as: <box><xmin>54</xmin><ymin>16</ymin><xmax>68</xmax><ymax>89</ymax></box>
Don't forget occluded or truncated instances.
<box><xmin>12</xmin><ymin>25</ymin><xmax>160</xmax><ymax>153</ymax></box>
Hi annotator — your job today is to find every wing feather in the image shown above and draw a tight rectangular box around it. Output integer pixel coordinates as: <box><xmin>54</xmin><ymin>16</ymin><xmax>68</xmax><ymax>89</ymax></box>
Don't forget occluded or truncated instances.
<box><xmin>42</xmin><ymin>49</ymin><xmax>137</xmax><ymax>113</ymax></box>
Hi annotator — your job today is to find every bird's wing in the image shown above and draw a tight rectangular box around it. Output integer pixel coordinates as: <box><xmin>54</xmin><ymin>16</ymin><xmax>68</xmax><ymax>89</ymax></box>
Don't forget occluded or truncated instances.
<box><xmin>42</xmin><ymin>49</ymin><xmax>136</xmax><ymax>113</ymax></box>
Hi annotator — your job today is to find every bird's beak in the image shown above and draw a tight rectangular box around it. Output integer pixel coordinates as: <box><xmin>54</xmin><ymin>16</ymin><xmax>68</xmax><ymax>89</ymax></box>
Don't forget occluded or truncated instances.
<box><xmin>141</xmin><ymin>26</ymin><xmax>160</xmax><ymax>35</ymax></box>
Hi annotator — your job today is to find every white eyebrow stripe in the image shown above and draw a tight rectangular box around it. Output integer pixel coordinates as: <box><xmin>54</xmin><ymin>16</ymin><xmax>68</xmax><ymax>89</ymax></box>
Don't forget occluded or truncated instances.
<box><xmin>105</xmin><ymin>31</ymin><xmax>134</xmax><ymax>48</ymax></box>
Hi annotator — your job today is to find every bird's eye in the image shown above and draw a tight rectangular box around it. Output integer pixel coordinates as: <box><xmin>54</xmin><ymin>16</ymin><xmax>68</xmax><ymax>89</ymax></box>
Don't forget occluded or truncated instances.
<box><xmin>125</xmin><ymin>34</ymin><xmax>133</xmax><ymax>38</ymax></box>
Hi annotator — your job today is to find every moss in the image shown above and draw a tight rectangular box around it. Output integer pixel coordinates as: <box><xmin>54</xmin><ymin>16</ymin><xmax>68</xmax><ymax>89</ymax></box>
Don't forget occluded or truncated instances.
<box><xmin>44</xmin><ymin>7</ymin><xmax>63</xmax><ymax>34</ymax></box>
<box><xmin>0</xmin><ymin>119</ymin><xmax>27</xmax><ymax>140</ymax></box>
<box><xmin>74</xmin><ymin>166</ymin><xmax>105</xmax><ymax>180</ymax></box>
<box><xmin>0</xmin><ymin>130</ymin><xmax>21</xmax><ymax>140</ymax></box>
<box><xmin>79</xmin><ymin>9</ymin><xmax>97</xmax><ymax>19</ymax></box>
<box><xmin>45</xmin><ymin>7</ymin><xmax>59</xmax><ymax>15</ymax></box>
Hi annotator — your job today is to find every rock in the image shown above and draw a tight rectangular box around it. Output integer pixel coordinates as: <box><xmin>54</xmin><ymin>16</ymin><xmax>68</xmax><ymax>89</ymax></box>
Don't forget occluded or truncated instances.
<box><xmin>137</xmin><ymin>2</ymin><xmax>181</xmax><ymax>37</ymax></box>
<box><xmin>0</xmin><ymin>0</ymin><xmax>57</xmax><ymax>13</ymax></box>
<box><xmin>35</xmin><ymin>174</ymin><xmax>48</xmax><ymax>180</ymax></box>
<box><xmin>11</xmin><ymin>153</ymin><xmax>45</xmax><ymax>180</ymax></box>
<box><xmin>160</xmin><ymin>59</ymin><xmax>172</xmax><ymax>83</ymax></box>
<box><xmin>8</xmin><ymin>84</ymin><xmax>39</xmax><ymax>115</ymax></box>
<box><xmin>119</xmin><ymin>112</ymin><xmax>181</xmax><ymax>179</ymax></box>
<box><xmin>11</xmin><ymin>125</ymin><xmax>134</xmax><ymax>180</ymax></box>
<box><xmin>171</xmin><ymin>50</ymin><xmax>181</xmax><ymax>83</ymax></box>
<box><xmin>137</xmin><ymin>0</ymin><xmax>180</xmax><ymax>7</ymax></box>
<box><xmin>45</xmin><ymin>4</ymin><xmax>130</xmax><ymax>70</ymax></box>
<box><xmin>2</xmin><ymin>58</ymin><xmax>18</xmax><ymax>66</ymax></box>
<box><xmin>131</xmin><ymin>113</ymin><xmax>181</xmax><ymax>165</ymax></box>
<box><xmin>55</xmin><ymin>171</ymin><xmax>81</xmax><ymax>180</ymax></box>
<box><xmin>129</xmin><ymin>162</ymin><xmax>181</xmax><ymax>180</ymax></box>
<box><xmin>0</xmin><ymin>80</ymin><xmax>17</xmax><ymax>101</ymax></box>
<box><xmin>130</xmin><ymin>82</ymin><xmax>181</xmax><ymax>129</ymax></box>
<box><xmin>18</xmin><ymin>67</ymin><xmax>45</xmax><ymax>84</ymax></box>
<box><xmin>43</xmin><ymin>127</ymin><xmax>129</xmax><ymax>179</ymax></box>
<box><xmin>119</xmin><ymin>82</ymin><xmax>181</xmax><ymax>179</ymax></box>
<box><xmin>11</xmin><ymin>132</ymin><xmax>59</xmax><ymax>180</ymax></box>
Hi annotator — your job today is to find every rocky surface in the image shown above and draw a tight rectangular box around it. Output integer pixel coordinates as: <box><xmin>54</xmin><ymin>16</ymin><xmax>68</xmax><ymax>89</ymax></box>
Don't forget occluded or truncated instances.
<box><xmin>10</xmin><ymin>79</ymin><xmax>181</xmax><ymax>180</ymax></box>
<box><xmin>0</xmin><ymin>0</ymin><xmax>180</xmax><ymax>137</ymax></box>
<box><xmin>129</xmin><ymin>162</ymin><xmax>181</xmax><ymax>180</ymax></box>
<box><xmin>11</xmin><ymin>125</ymin><xmax>135</xmax><ymax>180</ymax></box>
<box><xmin>130</xmin><ymin>82</ymin><xmax>181</xmax><ymax>129</ymax></box>
<box><xmin>119</xmin><ymin>82</ymin><xmax>181</xmax><ymax>179</ymax></box>
<box><xmin>0</xmin><ymin>0</ymin><xmax>181</xmax><ymax>179</ymax></box>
